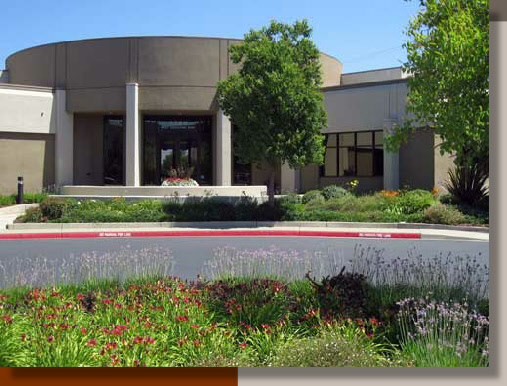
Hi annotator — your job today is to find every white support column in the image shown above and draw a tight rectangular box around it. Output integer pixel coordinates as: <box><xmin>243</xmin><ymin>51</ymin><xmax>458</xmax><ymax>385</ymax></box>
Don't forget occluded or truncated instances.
<box><xmin>383</xmin><ymin>127</ymin><xmax>400</xmax><ymax>190</ymax></box>
<box><xmin>216</xmin><ymin>109</ymin><xmax>232</xmax><ymax>186</ymax></box>
<box><xmin>55</xmin><ymin>89</ymin><xmax>74</xmax><ymax>187</ymax></box>
<box><xmin>281</xmin><ymin>163</ymin><xmax>299</xmax><ymax>194</ymax></box>
<box><xmin>125</xmin><ymin>83</ymin><xmax>140</xmax><ymax>186</ymax></box>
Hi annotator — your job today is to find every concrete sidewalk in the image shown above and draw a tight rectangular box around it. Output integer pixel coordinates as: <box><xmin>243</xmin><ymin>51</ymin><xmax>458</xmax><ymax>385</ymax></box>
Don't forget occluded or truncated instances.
<box><xmin>0</xmin><ymin>224</ymin><xmax>489</xmax><ymax>241</ymax></box>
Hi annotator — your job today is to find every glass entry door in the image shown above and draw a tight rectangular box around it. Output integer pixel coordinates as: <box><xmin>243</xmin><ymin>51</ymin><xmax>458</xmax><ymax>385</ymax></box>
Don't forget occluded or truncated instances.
<box><xmin>143</xmin><ymin>116</ymin><xmax>212</xmax><ymax>185</ymax></box>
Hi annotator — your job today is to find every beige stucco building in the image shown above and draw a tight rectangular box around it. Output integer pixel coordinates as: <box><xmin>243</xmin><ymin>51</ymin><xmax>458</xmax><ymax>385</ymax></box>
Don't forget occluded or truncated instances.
<box><xmin>0</xmin><ymin>36</ymin><xmax>452</xmax><ymax>196</ymax></box>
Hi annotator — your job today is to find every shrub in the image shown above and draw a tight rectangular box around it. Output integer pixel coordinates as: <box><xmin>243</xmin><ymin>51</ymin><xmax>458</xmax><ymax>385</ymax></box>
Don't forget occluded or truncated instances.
<box><xmin>255</xmin><ymin>200</ymin><xmax>286</xmax><ymax>221</ymax></box>
<box><xmin>301</xmin><ymin>190</ymin><xmax>325</xmax><ymax>204</ymax></box>
<box><xmin>268</xmin><ymin>324</ymin><xmax>403</xmax><ymax>367</ymax></box>
<box><xmin>445</xmin><ymin>163</ymin><xmax>489</xmax><ymax>207</ymax></box>
<box><xmin>39</xmin><ymin>197</ymin><xmax>69</xmax><ymax>220</ymax></box>
<box><xmin>234</xmin><ymin>196</ymin><xmax>258</xmax><ymax>221</ymax></box>
<box><xmin>422</xmin><ymin>203</ymin><xmax>467</xmax><ymax>224</ymax></box>
<box><xmin>278</xmin><ymin>193</ymin><xmax>302</xmax><ymax>205</ymax></box>
<box><xmin>321</xmin><ymin>185</ymin><xmax>349</xmax><ymax>201</ymax></box>
<box><xmin>306</xmin><ymin>267</ymin><xmax>368</xmax><ymax>319</ymax></box>
<box><xmin>395</xmin><ymin>189</ymin><xmax>435</xmax><ymax>214</ymax></box>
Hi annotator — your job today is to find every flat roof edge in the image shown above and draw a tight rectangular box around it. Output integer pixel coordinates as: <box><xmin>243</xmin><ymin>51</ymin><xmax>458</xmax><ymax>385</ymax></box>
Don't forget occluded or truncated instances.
<box><xmin>0</xmin><ymin>83</ymin><xmax>54</xmax><ymax>92</ymax></box>
<box><xmin>322</xmin><ymin>78</ymin><xmax>408</xmax><ymax>92</ymax></box>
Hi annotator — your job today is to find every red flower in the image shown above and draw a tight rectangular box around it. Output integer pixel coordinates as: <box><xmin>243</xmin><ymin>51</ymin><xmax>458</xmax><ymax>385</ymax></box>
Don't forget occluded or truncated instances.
<box><xmin>133</xmin><ymin>337</ymin><xmax>144</xmax><ymax>345</ymax></box>
<box><xmin>45</xmin><ymin>313</ymin><xmax>56</xmax><ymax>319</ymax></box>
<box><xmin>238</xmin><ymin>342</ymin><xmax>248</xmax><ymax>349</ymax></box>
<box><xmin>369</xmin><ymin>317</ymin><xmax>379</xmax><ymax>327</ymax></box>
<box><xmin>21</xmin><ymin>334</ymin><xmax>27</xmax><ymax>342</ymax></box>
<box><xmin>176</xmin><ymin>315</ymin><xmax>189</xmax><ymax>322</ymax></box>
<box><xmin>144</xmin><ymin>337</ymin><xmax>155</xmax><ymax>344</ymax></box>
<box><xmin>0</xmin><ymin>294</ymin><xmax>8</xmax><ymax>300</ymax></box>
<box><xmin>47</xmin><ymin>336</ymin><xmax>54</xmax><ymax>343</ymax></box>
<box><xmin>59</xmin><ymin>323</ymin><xmax>69</xmax><ymax>330</ymax></box>
<box><xmin>106</xmin><ymin>342</ymin><xmax>118</xmax><ymax>350</ymax></box>
<box><xmin>193</xmin><ymin>340</ymin><xmax>202</xmax><ymax>346</ymax></box>
<box><xmin>50</xmin><ymin>291</ymin><xmax>59</xmax><ymax>297</ymax></box>
<box><xmin>133</xmin><ymin>360</ymin><xmax>140</xmax><ymax>367</ymax></box>
<box><xmin>87</xmin><ymin>339</ymin><xmax>98</xmax><ymax>347</ymax></box>
<box><xmin>102</xmin><ymin>298</ymin><xmax>113</xmax><ymax>304</ymax></box>
<box><xmin>143</xmin><ymin>322</ymin><xmax>152</xmax><ymax>328</ymax></box>
<box><xmin>76</xmin><ymin>293</ymin><xmax>85</xmax><ymax>300</ymax></box>
<box><xmin>64</xmin><ymin>302</ymin><xmax>72</xmax><ymax>309</ymax></box>
<box><xmin>80</xmin><ymin>328</ymin><xmax>88</xmax><ymax>335</ymax></box>
<box><xmin>191</xmin><ymin>324</ymin><xmax>200</xmax><ymax>329</ymax></box>
<box><xmin>2</xmin><ymin>315</ymin><xmax>13</xmax><ymax>323</ymax></box>
<box><xmin>114</xmin><ymin>303</ymin><xmax>122</xmax><ymax>309</ymax></box>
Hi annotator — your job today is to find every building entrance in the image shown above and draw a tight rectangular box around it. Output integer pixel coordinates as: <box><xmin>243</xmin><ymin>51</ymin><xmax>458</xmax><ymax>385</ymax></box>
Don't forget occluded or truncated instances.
<box><xmin>143</xmin><ymin>116</ymin><xmax>212</xmax><ymax>185</ymax></box>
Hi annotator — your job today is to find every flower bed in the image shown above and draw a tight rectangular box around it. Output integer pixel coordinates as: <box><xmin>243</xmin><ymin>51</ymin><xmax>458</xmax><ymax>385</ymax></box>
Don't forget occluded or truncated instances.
<box><xmin>161</xmin><ymin>178</ymin><xmax>199</xmax><ymax>187</ymax></box>
<box><xmin>0</xmin><ymin>246</ymin><xmax>489</xmax><ymax>367</ymax></box>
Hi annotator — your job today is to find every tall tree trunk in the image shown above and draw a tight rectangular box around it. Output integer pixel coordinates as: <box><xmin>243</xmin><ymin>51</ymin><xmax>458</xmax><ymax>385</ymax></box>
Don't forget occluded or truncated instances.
<box><xmin>268</xmin><ymin>168</ymin><xmax>275</xmax><ymax>205</ymax></box>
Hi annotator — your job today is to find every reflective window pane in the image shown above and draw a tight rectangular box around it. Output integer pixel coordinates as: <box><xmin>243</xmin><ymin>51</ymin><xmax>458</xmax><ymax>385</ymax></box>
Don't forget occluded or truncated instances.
<box><xmin>339</xmin><ymin>133</ymin><xmax>354</xmax><ymax>147</ymax></box>
<box><xmin>357</xmin><ymin>148</ymin><xmax>373</xmax><ymax>176</ymax></box>
<box><xmin>103</xmin><ymin>117</ymin><xmax>124</xmax><ymax>185</ymax></box>
<box><xmin>339</xmin><ymin>147</ymin><xmax>355</xmax><ymax>176</ymax></box>
<box><xmin>326</xmin><ymin>134</ymin><xmax>337</xmax><ymax>147</ymax></box>
<box><xmin>357</xmin><ymin>132</ymin><xmax>372</xmax><ymax>147</ymax></box>
<box><xmin>324</xmin><ymin>147</ymin><xmax>337</xmax><ymax>176</ymax></box>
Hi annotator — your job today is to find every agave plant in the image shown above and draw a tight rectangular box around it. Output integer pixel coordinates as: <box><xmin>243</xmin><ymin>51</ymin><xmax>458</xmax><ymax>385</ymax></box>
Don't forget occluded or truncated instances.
<box><xmin>444</xmin><ymin>162</ymin><xmax>488</xmax><ymax>207</ymax></box>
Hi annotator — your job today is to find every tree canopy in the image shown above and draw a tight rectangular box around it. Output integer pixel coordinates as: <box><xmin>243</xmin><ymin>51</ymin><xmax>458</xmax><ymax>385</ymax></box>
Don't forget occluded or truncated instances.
<box><xmin>217</xmin><ymin>20</ymin><xmax>327</xmax><ymax>199</ymax></box>
<box><xmin>387</xmin><ymin>0</ymin><xmax>489</xmax><ymax>172</ymax></box>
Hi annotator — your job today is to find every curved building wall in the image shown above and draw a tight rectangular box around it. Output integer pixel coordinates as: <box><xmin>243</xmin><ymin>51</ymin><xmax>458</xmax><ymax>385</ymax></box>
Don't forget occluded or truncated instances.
<box><xmin>6</xmin><ymin>37</ymin><xmax>343</xmax><ymax>113</ymax></box>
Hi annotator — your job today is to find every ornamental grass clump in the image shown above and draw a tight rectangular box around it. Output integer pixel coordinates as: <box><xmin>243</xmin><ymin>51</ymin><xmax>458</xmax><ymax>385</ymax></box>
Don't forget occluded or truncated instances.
<box><xmin>347</xmin><ymin>245</ymin><xmax>489</xmax><ymax>309</ymax></box>
<box><xmin>0</xmin><ymin>246</ymin><xmax>174</xmax><ymax>288</ymax></box>
<box><xmin>202</xmin><ymin>246</ymin><xmax>347</xmax><ymax>282</ymax></box>
<box><xmin>396</xmin><ymin>297</ymin><xmax>489</xmax><ymax>367</ymax></box>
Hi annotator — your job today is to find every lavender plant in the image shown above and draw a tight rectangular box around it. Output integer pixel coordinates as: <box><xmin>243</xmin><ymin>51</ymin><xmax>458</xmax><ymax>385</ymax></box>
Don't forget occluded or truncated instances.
<box><xmin>0</xmin><ymin>246</ymin><xmax>174</xmax><ymax>288</ymax></box>
<box><xmin>201</xmin><ymin>246</ymin><xmax>347</xmax><ymax>282</ymax></box>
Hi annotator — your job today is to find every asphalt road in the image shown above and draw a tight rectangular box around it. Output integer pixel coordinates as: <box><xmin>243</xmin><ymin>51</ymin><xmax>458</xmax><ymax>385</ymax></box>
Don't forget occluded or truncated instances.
<box><xmin>0</xmin><ymin>236</ymin><xmax>489</xmax><ymax>288</ymax></box>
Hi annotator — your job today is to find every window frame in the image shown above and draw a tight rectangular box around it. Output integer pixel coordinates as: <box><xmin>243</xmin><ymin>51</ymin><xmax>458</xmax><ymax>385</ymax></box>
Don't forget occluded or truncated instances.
<box><xmin>323</xmin><ymin>130</ymin><xmax>384</xmax><ymax>178</ymax></box>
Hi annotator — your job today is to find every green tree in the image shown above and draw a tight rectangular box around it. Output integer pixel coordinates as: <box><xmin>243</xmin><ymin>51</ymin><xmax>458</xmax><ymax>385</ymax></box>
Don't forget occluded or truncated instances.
<box><xmin>217</xmin><ymin>20</ymin><xmax>327</xmax><ymax>203</ymax></box>
<box><xmin>387</xmin><ymin>0</ymin><xmax>489</xmax><ymax>174</ymax></box>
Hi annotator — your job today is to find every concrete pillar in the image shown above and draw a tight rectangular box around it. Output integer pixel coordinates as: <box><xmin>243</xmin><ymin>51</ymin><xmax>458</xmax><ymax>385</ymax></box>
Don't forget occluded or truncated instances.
<box><xmin>216</xmin><ymin>109</ymin><xmax>232</xmax><ymax>186</ymax></box>
<box><xmin>383</xmin><ymin>127</ymin><xmax>400</xmax><ymax>190</ymax></box>
<box><xmin>125</xmin><ymin>83</ymin><xmax>140</xmax><ymax>186</ymax></box>
<box><xmin>55</xmin><ymin>89</ymin><xmax>74</xmax><ymax>187</ymax></box>
<box><xmin>281</xmin><ymin>163</ymin><xmax>299</xmax><ymax>194</ymax></box>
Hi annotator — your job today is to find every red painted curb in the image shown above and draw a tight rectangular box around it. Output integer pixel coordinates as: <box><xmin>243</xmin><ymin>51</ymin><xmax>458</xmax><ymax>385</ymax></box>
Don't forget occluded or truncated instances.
<box><xmin>0</xmin><ymin>229</ymin><xmax>422</xmax><ymax>240</ymax></box>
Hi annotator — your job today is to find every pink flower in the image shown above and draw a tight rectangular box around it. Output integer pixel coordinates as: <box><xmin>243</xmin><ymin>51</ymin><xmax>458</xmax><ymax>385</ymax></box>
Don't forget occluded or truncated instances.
<box><xmin>87</xmin><ymin>339</ymin><xmax>97</xmax><ymax>347</ymax></box>
<box><xmin>114</xmin><ymin>303</ymin><xmax>122</xmax><ymax>309</ymax></box>
<box><xmin>176</xmin><ymin>315</ymin><xmax>189</xmax><ymax>322</ymax></box>
<box><xmin>191</xmin><ymin>324</ymin><xmax>200</xmax><ymax>329</ymax></box>
<box><xmin>47</xmin><ymin>336</ymin><xmax>54</xmax><ymax>343</ymax></box>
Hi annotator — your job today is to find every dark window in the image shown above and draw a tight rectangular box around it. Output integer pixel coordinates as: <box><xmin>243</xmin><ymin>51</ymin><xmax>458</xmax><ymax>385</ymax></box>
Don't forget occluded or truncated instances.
<box><xmin>323</xmin><ymin>130</ymin><xmax>383</xmax><ymax>177</ymax></box>
<box><xmin>103</xmin><ymin>116</ymin><xmax>124</xmax><ymax>185</ymax></box>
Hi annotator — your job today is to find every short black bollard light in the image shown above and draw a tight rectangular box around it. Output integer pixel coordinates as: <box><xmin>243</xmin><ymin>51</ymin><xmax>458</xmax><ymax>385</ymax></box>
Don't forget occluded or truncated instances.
<box><xmin>17</xmin><ymin>176</ymin><xmax>24</xmax><ymax>204</ymax></box>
